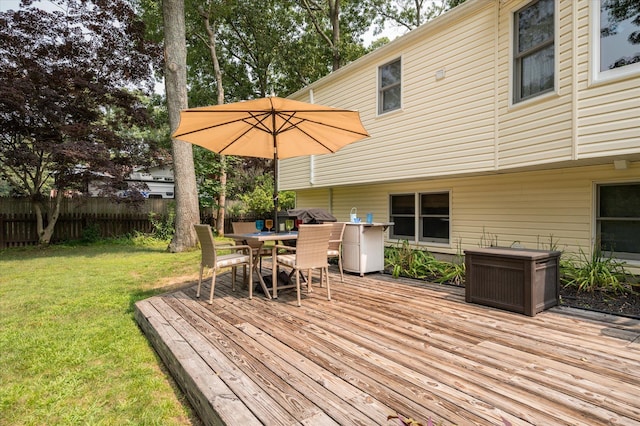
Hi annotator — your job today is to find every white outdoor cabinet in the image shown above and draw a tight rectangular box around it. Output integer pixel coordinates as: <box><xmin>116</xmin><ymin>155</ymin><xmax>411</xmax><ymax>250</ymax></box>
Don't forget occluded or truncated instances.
<box><xmin>343</xmin><ymin>222</ymin><xmax>392</xmax><ymax>276</ymax></box>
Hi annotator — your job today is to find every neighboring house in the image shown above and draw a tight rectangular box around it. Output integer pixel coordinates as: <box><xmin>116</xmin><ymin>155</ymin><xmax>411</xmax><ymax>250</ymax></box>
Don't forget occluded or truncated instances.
<box><xmin>280</xmin><ymin>0</ymin><xmax>640</xmax><ymax>268</ymax></box>
<box><xmin>126</xmin><ymin>165</ymin><xmax>175</xmax><ymax>199</ymax></box>
<box><xmin>88</xmin><ymin>164</ymin><xmax>175</xmax><ymax>199</ymax></box>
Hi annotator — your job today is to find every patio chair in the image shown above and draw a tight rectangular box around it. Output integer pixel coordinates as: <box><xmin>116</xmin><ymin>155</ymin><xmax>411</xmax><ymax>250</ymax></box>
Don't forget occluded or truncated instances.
<box><xmin>327</xmin><ymin>222</ymin><xmax>346</xmax><ymax>282</ymax></box>
<box><xmin>272</xmin><ymin>224</ymin><xmax>333</xmax><ymax>306</ymax></box>
<box><xmin>232</xmin><ymin>221</ymin><xmax>272</xmax><ymax>272</ymax></box>
<box><xmin>194</xmin><ymin>224</ymin><xmax>253</xmax><ymax>304</ymax></box>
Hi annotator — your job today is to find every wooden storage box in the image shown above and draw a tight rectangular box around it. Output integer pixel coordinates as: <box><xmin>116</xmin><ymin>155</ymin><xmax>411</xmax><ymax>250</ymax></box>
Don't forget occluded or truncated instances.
<box><xmin>464</xmin><ymin>247</ymin><xmax>561</xmax><ymax>316</ymax></box>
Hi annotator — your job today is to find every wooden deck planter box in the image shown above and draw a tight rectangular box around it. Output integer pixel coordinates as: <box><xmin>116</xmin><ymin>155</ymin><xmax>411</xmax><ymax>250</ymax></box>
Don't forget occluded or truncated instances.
<box><xmin>464</xmin><ymin>247</ymin><xmax>561</xmax><ymax>316</ymax></box>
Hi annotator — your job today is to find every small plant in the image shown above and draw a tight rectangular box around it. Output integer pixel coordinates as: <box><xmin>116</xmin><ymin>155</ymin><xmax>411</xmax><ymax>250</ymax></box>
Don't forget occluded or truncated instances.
<box><xmin>81</xmin><ymin>222</ymin><xmax>102</xmax><ymax>243</ymax></box>
<box><xmin>385</xmin><ymin>240</ymin><xmax>416</xmax><ymax>278</ymax></box>
<box><xmin>434</xmin><ymin>239</ymin><xmax>465</xmax><ymax>286</ymax></box>
<box><xmin>434</xmin><ymin>259</ymin><xmax>465</xmax><ymax>286</ymax></box>
<box><xmin>385</xmin><ymin>241</ymin><xmax>441</xmax><ymax>280</ymax></box>
<box><xmin>479</xmin><ymin>227</ymin><xmax>498</xmax><ymax>247</ymax></box>
<box><xmin>537</xmin><ymin>234</ymin><xmax>560</xmax><ymax>251</ymax></box>
<box><xmin>561</xmin><ymin>244</ymin><xmax>632</xmax><ymax>294</ymax></box>
<box><xmin>148</xmin><ymin>203</ymin><xmax>175</xmax><ymax>241</ymax></box>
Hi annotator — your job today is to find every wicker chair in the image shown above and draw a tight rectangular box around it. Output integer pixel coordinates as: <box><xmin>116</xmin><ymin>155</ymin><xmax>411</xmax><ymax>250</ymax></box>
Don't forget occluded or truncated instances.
<box><xmin>272</xmin><ymin>224</ymin><xmax>333</xmax><ymax>306</ymax></box>
<box><xmin>327</xmin><ymin>222</ymin><xmax>346</xmax><ymax>282</ymax></box>
<box><xmin>194</xmin><ymin>224</ymin><xmax>253</xmax><ymax>304</ymax></box>
<box><xmin>232</xmin><ymin>221</ymin><xmax>272</xmax><ymax>272</ymax></box>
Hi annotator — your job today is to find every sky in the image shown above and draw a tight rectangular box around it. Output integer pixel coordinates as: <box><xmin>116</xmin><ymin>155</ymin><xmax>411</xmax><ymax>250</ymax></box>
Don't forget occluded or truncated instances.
<box><xmin>0</xmin><ymin>0</ymin><xmax>58</xmax><ymax>12</ymax></box>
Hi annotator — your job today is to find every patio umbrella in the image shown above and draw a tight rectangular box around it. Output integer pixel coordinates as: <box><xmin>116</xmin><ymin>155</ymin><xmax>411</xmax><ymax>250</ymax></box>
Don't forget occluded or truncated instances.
<box><xmin>172</xmin><ymin>96</ymin><xmax>369</xmax><ymax>231</ymax></box>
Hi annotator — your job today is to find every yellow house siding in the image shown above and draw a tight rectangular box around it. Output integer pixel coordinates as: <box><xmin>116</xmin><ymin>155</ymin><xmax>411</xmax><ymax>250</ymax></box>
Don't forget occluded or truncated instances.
<box><xmin>281</xmin><ymin>1</ymin><xmax>497</xmax><ymax>191</ymax></box>
<box><xmin>576</xmin><ymin>0</ymin><xmax>640</xmax><ymax>159</ymax></box>
<box><xmin>282</xmin><ymin>0</ymin><xmax>639</xmax><ymax>195</ymax></box>
<box><xmin>279</xmin><ymin>157</ymin><xmax>311</xmax><ymax>190</ymax></box>
<box><xmin>293</xmin><ymin>188</ymin><xmax>331</xmax><ymax>212</ymax></box>
<box><xmin>496</xmin><ymin>0</ymin><xmax>575</xmax><ymax>169</ymax></box>
<box><xmin>295</xmin><ymin>163</ymin><xmax>638</xmax><ymax>263</ymax></box>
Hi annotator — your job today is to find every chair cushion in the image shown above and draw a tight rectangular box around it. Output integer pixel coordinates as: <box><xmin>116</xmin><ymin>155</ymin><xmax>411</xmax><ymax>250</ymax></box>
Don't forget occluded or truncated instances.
<box><xmin>217</xmin><ymin>253</ymin><xmax>251</xmax><ymax>268</ymax></box>
<box><xmin>276</xmin><ymin>254</ymin><xmax>296</xmax><ymax>267</ymax></box>
<box><xmin>327</xmin><ymin>249</ymin><xmax>340</xmax><ymax>256</ymax></box>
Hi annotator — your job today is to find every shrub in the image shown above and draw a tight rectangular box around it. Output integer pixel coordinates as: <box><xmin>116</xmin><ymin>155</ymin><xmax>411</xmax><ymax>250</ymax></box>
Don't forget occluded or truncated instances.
<box><xmin>148</xmin><ymin>203</ymin><xmax>175</xmax><ymax>241</ymax></box>
<box><xmin>561</xmin><ymin>245</ymin><xmax>633</xmax><ymax>294</ymax></box>
<box><xmin>385</xmin><ymin>241</ymin><xmax>466</xmax><ymax>285</ymax></box>
<box><xmin>80</xmin><ymin>222</ymin><xmax>102</xmax><ymax>243</ymax></box>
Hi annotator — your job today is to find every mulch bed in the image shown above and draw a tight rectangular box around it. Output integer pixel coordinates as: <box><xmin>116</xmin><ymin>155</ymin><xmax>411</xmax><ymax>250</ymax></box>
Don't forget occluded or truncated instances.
<box><xmin>384</xmin><ymin>269</ymin><xmax>640</xmax><ymax>319</ymax></box>
<box><xmin>559</xmin><ymin>285</ymin><xmax>640</xmax><ymax>319</ymax></box>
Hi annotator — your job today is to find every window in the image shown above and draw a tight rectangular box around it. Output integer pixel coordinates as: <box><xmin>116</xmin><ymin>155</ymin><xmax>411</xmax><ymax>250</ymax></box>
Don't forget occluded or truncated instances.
<box><xmin>594</xmin><ymin>0</ymin><xmax>640</xmax><ymax>81</ymax></box>
<box><xmin>390</xmin><ymin>194</ymin><xmax>415</xmax><ymax>240</ymax></box>
<box><xmin>597</xmin><ymin>183</ymin><xmax>640</xmax><ymax>260</ymax></box>
<box><xmin>420</xmin><ymin>193</ymin><xmax>450</xmax><ymax>243</ymax></box>
<box><xmin>378</xmin><ymin>58</ymin><xmax>401</xmax><ymax>114</ymax></box>
<box><xmin>389</xmin><ymin>192</ymin><xmax>450</xmax><ymax>244</ymax></box>
<box><xmin>513</xmin><ymin>0</ymin><xmax>555</xmax><ymax>103</ymax></box>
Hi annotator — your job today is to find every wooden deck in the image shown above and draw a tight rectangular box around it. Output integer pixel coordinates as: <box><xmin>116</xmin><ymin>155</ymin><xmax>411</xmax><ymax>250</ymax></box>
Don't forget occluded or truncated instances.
<box><xmin>134</xmin><ymin>266</ymin><xmax>640</xmax><ymax>426</ymax></box>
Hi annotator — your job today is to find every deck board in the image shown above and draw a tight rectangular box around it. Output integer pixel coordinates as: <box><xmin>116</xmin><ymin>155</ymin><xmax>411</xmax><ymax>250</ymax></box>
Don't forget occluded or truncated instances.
<box><xmin>134</xmin><ymin>265</ymin><xmax>640</xmax><ymax>426</ymax></box>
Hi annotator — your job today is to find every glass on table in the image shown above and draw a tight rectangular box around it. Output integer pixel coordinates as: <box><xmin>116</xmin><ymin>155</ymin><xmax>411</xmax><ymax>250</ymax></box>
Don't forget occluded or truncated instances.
<box><xmin>265</xmin><ymin>219</ymin><xmax>273</xmax><ymax>232</ymax></box>
<box><xmin>255</xmin><ymin>219</ymin><xmax>264</xmax><ymax>233</ymax></box>
<box><xmin>285</xmin><ymin>219</ymin><xmax>294</xmax><ymax>232</ymax></box>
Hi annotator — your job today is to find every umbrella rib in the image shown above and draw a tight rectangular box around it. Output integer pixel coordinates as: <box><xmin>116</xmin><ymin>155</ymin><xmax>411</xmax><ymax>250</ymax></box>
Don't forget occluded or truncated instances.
<box><xmin>172</xmin><ymin>112</ymin><xmax>271</xmax><ymax>138</ymax></box>
<box><xmin>274</xmin><ymin>112</ymin><xmax>369</xmax><ymax>153</ymax></box>
<box><xmin>272</xmin><ymin>113</ymin><xmax>336</xmax><ymax>153</ymax></box>
<box><xmin>276</xmin><ymin>112</ymin><xmax>369</xmax><ymax>138</ymax></box>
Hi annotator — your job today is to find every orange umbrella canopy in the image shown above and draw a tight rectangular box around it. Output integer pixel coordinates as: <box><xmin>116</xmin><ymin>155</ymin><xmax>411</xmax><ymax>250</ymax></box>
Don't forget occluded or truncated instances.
<box><xmin>171</xmin><ymin>96</ymin><xmax>369</xmax><ymax>160</ymax></box>
<box><xmin>172</xmin><ymin>96</ymin><xmax>369</xmax><ymax>230</ymax></box>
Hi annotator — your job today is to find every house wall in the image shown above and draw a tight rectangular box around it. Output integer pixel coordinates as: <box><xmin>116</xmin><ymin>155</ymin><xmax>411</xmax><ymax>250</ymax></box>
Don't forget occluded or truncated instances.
<box><xmin>282</xmin><ymin>0</ymin><xmax>640</xmax><ymax>267</ymax></box>
<box><xmin>281</xmin><ymin>0</ymin><xmax>640</xmax><ymax>191</ymax></box>
<box><xmin>295</xmin><ymin>162</ymin><xmax>639</xmax><ymax>261</ymax></box>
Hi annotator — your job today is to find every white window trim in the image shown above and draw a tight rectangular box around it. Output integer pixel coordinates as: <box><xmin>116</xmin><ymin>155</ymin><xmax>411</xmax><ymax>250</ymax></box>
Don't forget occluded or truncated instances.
<box><xmin>388</xmin><ymin>191</ymin><xmax>451</xmax><ymax>247</ymax></box>
<box><xmin>508</xmin><ymin>0</ymin><xmax>559</xmax><ymax>108</ymax></box>
<box><xmin>590</xmin><ymin>0</ymin><xmax>640</xmax><ymax>85</ymax></box>
<box><xmin>377</xmin><ymin>56</ymin><xmax>403</xmax><ymax>117</ymax></box>
<box><xmin>593</xmin><ymin>179</ymin><xmax>640</xmax><ymax>264</ymax></box>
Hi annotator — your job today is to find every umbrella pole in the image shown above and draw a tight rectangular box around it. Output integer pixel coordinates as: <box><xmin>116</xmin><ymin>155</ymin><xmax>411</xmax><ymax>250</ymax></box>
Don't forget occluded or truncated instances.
<box><xmin>272</xmin><ymin>131</ymin><xmax>279</xmax><ymax>233</ymax></box>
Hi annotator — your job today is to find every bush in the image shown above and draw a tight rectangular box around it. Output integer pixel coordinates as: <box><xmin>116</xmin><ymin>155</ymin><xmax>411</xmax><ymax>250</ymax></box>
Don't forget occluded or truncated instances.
<box><xmin>561</xmin><ymin>245</ymin><xmax>633</xmax><ymax>294</ymax></box>
<box><xmin>80</xmin><ymin>222</ymin><xmax>102</xmax><ymax>243</ymax></box>
<box><xmin>385</xmin><ymin>241</ymin><xmax>465</xmax><ymax>285</ymax></box>
<box><xmin>148</xmin><ymin>203</ymin><xmax>175</xmax><ymax>241</ymax></box>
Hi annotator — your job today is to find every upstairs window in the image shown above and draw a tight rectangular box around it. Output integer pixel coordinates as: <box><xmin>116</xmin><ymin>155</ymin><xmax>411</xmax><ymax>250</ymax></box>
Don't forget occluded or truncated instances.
<box><xmin>594</xmin><ymin>0</ymin><xmax>640</xmax><ymax>81</ymax></box>
<box><xmin>513</xmin><ymin>0</ymin><xmax>555</xmax><ymax>103</ymax></box>
<box><xmin>378</xmin><ymin>58</ymin><xmax>401</xmax><ymax>114</ymax></box>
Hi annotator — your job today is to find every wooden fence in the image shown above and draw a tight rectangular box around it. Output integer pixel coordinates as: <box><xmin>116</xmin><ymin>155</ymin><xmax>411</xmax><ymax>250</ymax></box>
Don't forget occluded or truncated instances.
<box><xmin>0</xmin><ymin>197</ymin><xmax>173</xmax><ymax>248</ymax></box>
<box><xmin>0</xmin><ymin>197</ymin><xmax>274</xmax><ymax>248</ymax></box>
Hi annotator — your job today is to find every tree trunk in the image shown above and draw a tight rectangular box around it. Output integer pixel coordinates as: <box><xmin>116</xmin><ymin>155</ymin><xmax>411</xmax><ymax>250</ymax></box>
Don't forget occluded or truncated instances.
<box><xmin>34</xmin><ymin>190</ymin><xmax>63</xmax><ymax>245</ymax></box>
<box><xmin>201</xmin><ymin>9</ymin><xmax>227</xmax><ymax>236</ymax></box>
<box><xmin>163</xmin><ymin>0</ymin><xmax>200</xmax><ymax>252</ymax></box>
<box><xmin>329</xmin><ymin>0</ymin><xmax>341</xmax><ymax>71</ymax></box>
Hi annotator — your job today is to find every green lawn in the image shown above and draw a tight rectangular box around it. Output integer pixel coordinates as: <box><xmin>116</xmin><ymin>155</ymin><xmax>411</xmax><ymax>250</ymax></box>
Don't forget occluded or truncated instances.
<box><xmin>0</xmin><ymin>238</ymin><xmax>205</xmax><ymax>426</ymax></box>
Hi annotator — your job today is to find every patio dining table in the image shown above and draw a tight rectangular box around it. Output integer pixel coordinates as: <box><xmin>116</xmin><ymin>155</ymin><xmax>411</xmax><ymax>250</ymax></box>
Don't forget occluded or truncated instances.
<box><xmin>227</xmin><ymin>231</ymin><xmax>298</xmax><ymax>299</ymax></box>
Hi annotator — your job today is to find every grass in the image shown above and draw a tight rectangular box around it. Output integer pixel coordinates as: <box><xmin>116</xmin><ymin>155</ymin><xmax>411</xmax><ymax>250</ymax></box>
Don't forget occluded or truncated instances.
<box><xmin>0</xmin><ymin>236</ymin><xmax>206</xmax><ymax>426</ymax></box>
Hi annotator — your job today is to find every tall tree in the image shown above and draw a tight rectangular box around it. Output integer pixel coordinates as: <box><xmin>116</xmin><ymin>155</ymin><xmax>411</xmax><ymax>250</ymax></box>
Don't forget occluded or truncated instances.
<box><xmin>370</xmin><ymin>0</ymin><xmax>467</xmax><ymax>32</ymax></box>
<box><xmin>163</xmin><ymin>0</ymin><xmax>200</xmax><ymax>252</ymax></box>
<box><xmin>196</xmin><ymin>1</ymin><xmax>228</xmax><ymax>235</ymax></box>
<box><xmin>298</xmin><ymin>0</ymin><xmax>374</xmax><ymax>71</ymax></box>
<box><xmin>300</xmin><ymin>0</ymin><xmax>342</xmax><ymax>70</ymax></box>
<box><xmin>0</xmin><ymin>0</ymin><xmax>162</xmax><ymax>244</ymax></box>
